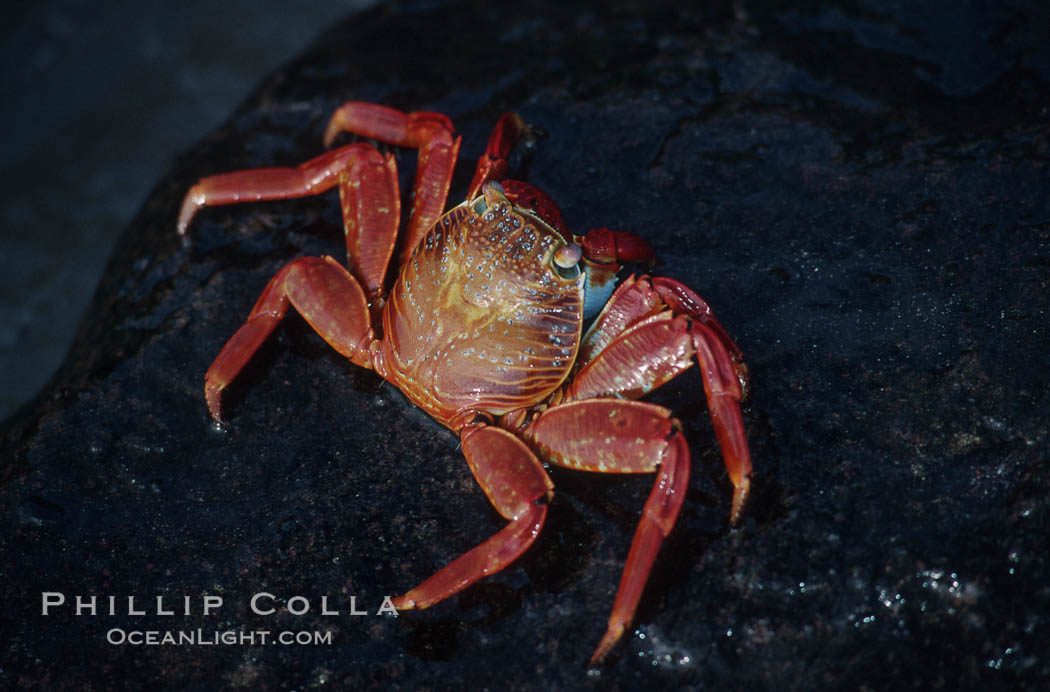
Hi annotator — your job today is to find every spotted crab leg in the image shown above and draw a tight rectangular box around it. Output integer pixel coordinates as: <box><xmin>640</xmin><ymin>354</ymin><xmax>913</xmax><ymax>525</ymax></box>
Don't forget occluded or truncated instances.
<box><xmin>392</xmin><ymin>423</ymin><xmax>553</xmax><ymax>610</ymax></box>
<box><xmin>522</xmin><ymin>399</ymin><xmax>691</xmax><ymax>665</ymax></box>
<box><xmin>323</xmin><ymin>102</ymin><xmax>461</xmax><ymax>266</ymax></box>
<box><xmin>577</xmin><ymin>275</ymin><xmax>744</xmax><ymax>370</ymax></box>
<box><xmin>203</xmin><ymin>256</ymin><xmax>374</xmax><ymax>422</ymax></box>
<box><xmin>177</xmin><ymin>143</ymin><xmax>399</xmax><ymax>303</ymax></box>
<box><xmin>568</xmin><ymin>274</ymin><xmax>752</xmax><ymax>524</ymax></box>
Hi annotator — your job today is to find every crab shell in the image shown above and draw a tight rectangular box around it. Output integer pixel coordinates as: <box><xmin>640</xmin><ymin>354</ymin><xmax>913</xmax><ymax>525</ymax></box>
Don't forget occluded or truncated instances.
<box><xmin>374</xmin><ymin>185</ymin><xmax>585</xmax><ymax>428</ymax></box>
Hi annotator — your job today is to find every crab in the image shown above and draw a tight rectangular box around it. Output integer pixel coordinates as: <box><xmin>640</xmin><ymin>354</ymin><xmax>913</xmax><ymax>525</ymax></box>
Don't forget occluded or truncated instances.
<box><xmin>177</xmin><ymin>102</ymin><xmax>753</xmax><ymax>664</ymax></box>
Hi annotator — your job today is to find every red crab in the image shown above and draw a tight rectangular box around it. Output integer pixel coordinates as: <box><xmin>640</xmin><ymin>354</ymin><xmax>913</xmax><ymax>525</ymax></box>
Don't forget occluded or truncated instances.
<box><xmin>178</xmin><ymin>102</ymin><xmax>753</xmax><ymax>664</ymax></box>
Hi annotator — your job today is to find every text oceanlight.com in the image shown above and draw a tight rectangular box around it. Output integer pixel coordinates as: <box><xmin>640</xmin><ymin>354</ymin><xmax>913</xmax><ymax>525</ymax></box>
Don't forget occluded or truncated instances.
<box><xmin>106</xmin><ymin>629</ymin><xmax>333</xmax><ymax>646</ymax></box>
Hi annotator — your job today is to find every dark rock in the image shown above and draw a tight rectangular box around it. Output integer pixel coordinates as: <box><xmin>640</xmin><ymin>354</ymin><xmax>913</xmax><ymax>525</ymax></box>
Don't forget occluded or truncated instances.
<box><xmin>3</xmin><ymin>0</ymin><xmax>1048</xmax><ymax>688</ymax></box>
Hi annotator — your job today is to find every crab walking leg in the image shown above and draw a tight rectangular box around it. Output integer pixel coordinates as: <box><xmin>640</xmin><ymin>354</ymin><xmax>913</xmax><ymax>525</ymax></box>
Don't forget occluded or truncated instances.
<box><xmin>569</xmin><ymin>274</ymin><xmax>752</xmax><ymax>524</ymax></box>
<box><xmin>577</xmin><ymin>275</ymin><xmax>666</xmax><ymax>366</ymax></box>
<box><xmin>592</xmin><ymin>433</ymin><xmax>689</xmax><ymax>664</ymax></box>
<box><xmin>178</xmin><ymin>143</ymin><xmax>373</xmax><ymax>235</ymax></box>
<box><xmin>652</xmin><ymin>276</ymin><xmax>746</xmax><ymax>384</ymax></box>
<box><xmin>203</xmin><ymin>256</ymin><xmax>373</xmax><ymax>421</ymax></box>
<box><xmin>337</xmin><ymin>152</ymin><xmax>400</xmax><ymax>302</ymax></box>
<box><xmin>569</xmin><ymin>313</ymin><xmax>694</xmax><ymax>401</ymax></box>
<box><xmin>393</xmin><ymin>424</ymin><xmax>553</xmax><ymax>610</ymax></box>
<box><xmin>579</xmin><ymin>275</ymin><xmax>744</xmax><ymax>373</ymax></box>
<box><xmin>177</xmin><ymin>144</ymin><xmax>399</xmax><ymax>302</ymax></box>
<box><xmin>323</xmin><ymin>102</ymin><xmax>461</xmax><ymax>265</ymax></box>
<box><xmin>466</xmin><ymin>112</ymin><xmax>530</xmax><ymax>200</ymax></box>
<box><xmin>689</xmin><ymin>320</ymin><xmax>752</xmax><ymax>523</ymax></box>
<box><xmin>523</xmin><ymin>399</ymin><xmax>690</xmax><ymax>664</ymax></box>
<box><xmin>569</xmin><ymin>312</ymin><xmax>752</xmax><ymax>525</ymax></box>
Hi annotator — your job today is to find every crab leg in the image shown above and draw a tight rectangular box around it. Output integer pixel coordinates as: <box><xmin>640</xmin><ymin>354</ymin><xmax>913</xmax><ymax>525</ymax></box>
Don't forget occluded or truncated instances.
<box><xmin>568</xmin><ymin>275</ymin><xmax>752</xmax><ymax>525</ymax></box>
<box><xmin>579</xmin><ymin>275</ymin><xmax>744</xmax><ymax>371</ymax></box>
<box><xmin>177</xmin><ymin>143</ymin><xmax>400</xmax><ymax>301</ymax></box>
<box><xmin>203</xmin><ymin>255</ymin><xmax>373</xmax><ymax>421</ymax></box>
<box><xmin>393</xmin><ymin>423</ymin><xmax>553</xmax><ymax>610</ymax></box>
<box><xmin>459</xmin><ymin>113</ymin><xmax>580</xmax><ymax>240</ymax></box>
<box><xmin>523</xmin><ymin>399</ymin><xmax>690</xmax><ymax>665</ymax></box>
<box><xmin>466</xmin><ymin>112</ymin><xmax>530</xmax><ymax>200</ymax></box>
<box><xmin>338</xmin><ymin>152</ymin><xmax>400</xmax><ymax>302</ymax></box>
<box><xmin>323</xmin><ymin>102</ymin><xmax>461</xmax><ymax>265</ymax></box>
<box><xmin>651</xmin><ymin>276</ymin><xmax>745</xmax><ymax>370</ymax></box>
<box><xmin>179</xmin><ymin>142</ymin><xmax>371</xmax><ymax>232</ymax></box>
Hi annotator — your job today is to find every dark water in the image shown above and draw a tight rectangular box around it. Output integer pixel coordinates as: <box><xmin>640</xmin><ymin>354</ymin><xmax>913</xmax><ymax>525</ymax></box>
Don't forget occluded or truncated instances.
<box><xmin>0</xmin><ymin>0</ymin><xmax>376</xmax><ymax>419</ymax></box>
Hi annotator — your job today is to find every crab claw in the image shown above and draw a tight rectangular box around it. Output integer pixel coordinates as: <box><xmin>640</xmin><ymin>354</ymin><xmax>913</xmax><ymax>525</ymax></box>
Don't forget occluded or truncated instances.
<box><xmin>575</xmin><ymin>228</ymin><xmax>657</xmax><ymax>318</ymax></box>
<box><xmin>580</xmin><ymin>227</ymin><xmax>655</xmax><ymax>267</ymax></box>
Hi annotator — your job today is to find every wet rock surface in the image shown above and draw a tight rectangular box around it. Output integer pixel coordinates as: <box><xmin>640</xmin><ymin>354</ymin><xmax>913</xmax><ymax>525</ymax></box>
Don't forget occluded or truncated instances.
<box><xmin>2</xmin><ymin>0</ymin><xmax>1048</xmax><ymax>688</ymax></box>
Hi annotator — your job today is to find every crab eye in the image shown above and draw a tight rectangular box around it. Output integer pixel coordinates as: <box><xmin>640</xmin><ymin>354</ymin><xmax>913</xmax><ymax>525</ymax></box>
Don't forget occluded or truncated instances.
<box><xmin>553</xmin><ymin>242</ymin><xmax>582</xmax><ymax>268</ymax></box>
<box><xmin>552</xmin><ymin>242</ymin><xmax>582</xmax><ymax>279</ymax></box>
